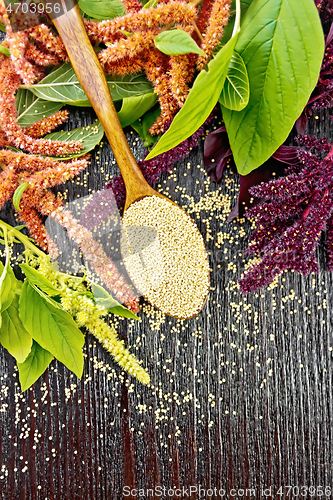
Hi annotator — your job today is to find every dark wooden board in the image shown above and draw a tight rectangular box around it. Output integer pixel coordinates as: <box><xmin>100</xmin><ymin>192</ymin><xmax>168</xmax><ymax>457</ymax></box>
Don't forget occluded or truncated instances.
<box><xmin>0</xmin><ymin>103</ymin><xmax>333</xmax><ymax>500</ymax></box>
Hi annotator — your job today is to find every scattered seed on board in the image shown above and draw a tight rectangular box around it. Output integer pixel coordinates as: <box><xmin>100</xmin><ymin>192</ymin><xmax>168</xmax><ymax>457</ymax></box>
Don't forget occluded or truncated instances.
<box><xmin>121</xmin><ymin>196</ymin><xmax>210</xmax><ymax>319</ymax></box>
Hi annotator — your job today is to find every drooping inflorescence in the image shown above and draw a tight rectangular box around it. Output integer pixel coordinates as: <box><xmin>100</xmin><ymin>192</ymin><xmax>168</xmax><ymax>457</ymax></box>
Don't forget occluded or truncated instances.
<box><xmin>239</xmin><ymin>136</ymin><xmax>333</xmax><ymax>293</ymax></box>
<box><xmin>0</xmin><ymin>0</ymin><xmax>232</xmax><ymax>136</ymax></box>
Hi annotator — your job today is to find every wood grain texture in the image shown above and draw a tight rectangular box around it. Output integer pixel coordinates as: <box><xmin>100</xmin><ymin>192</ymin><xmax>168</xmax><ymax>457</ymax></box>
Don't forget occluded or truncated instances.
<box><xmin>0</xmin><ymin>104</ymin><xmax>333</xmax><ymax>500</ymax></box>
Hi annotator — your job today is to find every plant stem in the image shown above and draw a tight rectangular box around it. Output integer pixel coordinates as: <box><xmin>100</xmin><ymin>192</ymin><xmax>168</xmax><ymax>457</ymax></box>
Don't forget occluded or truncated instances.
<box><xmin>192</xmin><ymin>21</ymin><xmax>204</xmax><ymax>42</ymax></box>
<box><xmin>0</xmin><ymin>219</ymin><xmax>45</xmax><ymax>257</ymax></box>
<box><xmin>2</xmin><ymin>225</ymin><xmax>9</xmax><ymax>269</ymax></box>
<box><xmin>232</xmin><ymin>0</ymin><xmax>241</xmax><ymax>38</ymax></box>
<box><xmin>191</xmin><ymin>0</ymin><xmax>203</xmax><ymax>7</ymax></box>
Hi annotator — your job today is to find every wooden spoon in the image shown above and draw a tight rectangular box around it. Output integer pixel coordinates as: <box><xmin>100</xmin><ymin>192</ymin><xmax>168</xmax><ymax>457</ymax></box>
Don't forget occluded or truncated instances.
<box><xmin>50</xmin><ymin>0</ymin><xmax>210</xmax><ymax>318</ymax></box>
<box><xmin>50</xmin><ymin>0</ymin><xmax>160</xmax><ymax>211</ymax></box>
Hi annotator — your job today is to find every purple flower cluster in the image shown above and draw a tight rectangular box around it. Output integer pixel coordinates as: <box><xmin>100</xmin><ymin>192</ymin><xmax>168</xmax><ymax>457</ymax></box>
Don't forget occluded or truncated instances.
<box><xmin>315</xmin><ymin>0</ymin><xmax>333</xmax><ymax>23</ymax></box>
<box><xmin>239</xmin><ymin>136</ymin><xmax>333</xmax><ymax>293</ymax></box>
<box><xmin>309</xmin><ymin>24</ymin><xmax>333</xmax><ymax>109</ymax></box>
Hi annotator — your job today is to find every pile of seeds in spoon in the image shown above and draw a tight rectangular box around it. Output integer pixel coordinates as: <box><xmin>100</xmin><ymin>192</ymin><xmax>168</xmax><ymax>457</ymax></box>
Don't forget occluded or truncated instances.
<box><xmin>121</xmin><ymin>196</ymin><xmax>210</xmax><ymax>319</ymax></box>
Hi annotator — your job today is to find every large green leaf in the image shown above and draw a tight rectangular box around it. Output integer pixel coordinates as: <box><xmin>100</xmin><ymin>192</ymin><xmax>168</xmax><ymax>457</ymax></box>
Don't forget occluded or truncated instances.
<box><xmin>118</xmin><ymin>93</ymin><xmax>157</xmax><ymax>128</ymax></box>
<box><xmin>25</xmin><ymin>63</ymin><xmax>153</xmax><ymax>105</ymax></box>
<box><xmin>19</xmin><ymin>263</ymin><xmax>61</xmax><ymax>296</ymax></box>
<box><xmin>219</xmin><ymin>52</ymin><xmax>249</xmax><ymax>111</ymax></box>
<box><xmin>16</xmin><ymin>89</ymin><xmax>64</xmax><ymax>128</ymax></box>
<box><xmin>19</xmin><ymin>281</ymin><xmax>84</xmax><ymax>378</ymax></box>
<box><xmin>146</xmin><ymin>33</ymin><xmax>238</xmax><ymax>160</ymax></box>
<box><xmin>44</xmin><ymin>121</ymin><xmax>104</xmax><ymax>160</ymax></box>
<box><xmin>154</xmin><ymin>29</ymin><xmax>205</xmax><ymax>56</ymax></box>
<box><xmin>17</xmin><ymin>341</ymin><xmax>53</xmax><ymax>392</ymax></box>
<box><xmin>30</xmin><ymin>284</ymin><xmax>63</xmax><ymax>309</ymax></box>
<box><xmin>221</xmin><ymin>0</ymin><xmax>325</xmax><ymax>175</ymax></box>
<box><xmin>78</xmin><ymin>0</ymin><xmax>125</xmax><ymax>19</ymax></box>
<box><xmin>0</xmin><ymin>296</ymin><xmax>32</xmax><ymax>363</ymax></box>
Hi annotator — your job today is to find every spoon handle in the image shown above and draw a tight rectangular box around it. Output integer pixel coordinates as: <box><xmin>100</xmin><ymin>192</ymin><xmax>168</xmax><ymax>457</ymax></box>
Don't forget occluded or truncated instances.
<box><xmin>50</xmin><ymin>0</ymin><xmax>149</xmax><ymax>200</ymax></box>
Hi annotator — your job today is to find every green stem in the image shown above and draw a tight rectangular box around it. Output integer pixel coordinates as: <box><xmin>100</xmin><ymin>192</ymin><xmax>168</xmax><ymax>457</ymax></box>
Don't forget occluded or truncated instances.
<box><xmin>232</xmin><ymin>0</ymin><xmax>241</xmax><ymax>38</ymax></box>
<box><xmin>192</xmin><ymin>21</ymin><xmax>204</xmax><ymax>42</ymax></box>
<box><xmin>2</xmin><ymin>225</ymin><xmax>9</xmax><ymax>269</ymax></box>
<box><xmin>0</xmin><ymin>220</ymin><xmax>45</xmax><ymax>258</ymax></box>
<box><xmin>191</xmin><ymin>0</ymin><xmax>203</xmax><ymax>7</ymax></box>
<box><xmin>3</xmin><ymin>225</ymin><xmax>8</xmax><ymax>250</ymax></box>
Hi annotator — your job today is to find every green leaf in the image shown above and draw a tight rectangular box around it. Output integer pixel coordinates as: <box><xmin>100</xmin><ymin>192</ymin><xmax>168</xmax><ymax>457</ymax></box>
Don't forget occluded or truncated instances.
<box><xmin>44</xmin><ymin>121</ymin><xmax>104</xmax><ymax>160</ymax></box>
<box><xmin>5</xmin><ymin>146</ymin><xmax>21</xmax><ymax>153</ymax></box>
<box><xmin>78</xmin><ymin>0</ymin><xmax>125</xmax><ymax>19</ymax></box>
<box><xmin>108</xmin><ymin>305</ymin><xmax>139</xmax><ymax>320</ymax></box>
<box><xmin>146</xmin><ymin>33</ymin><xmax>238</xmax><ymax>160</ymax></box>
<box><xmin>16</xmin><ymin>89</ymin><xmax>64</xmax><ymax>128</ymax></box>
<box><xmin>1</xmin><ymin>257</ymin><xmax>22</xmax><ymax>294</ymax></box>
<box><xmin>0</xmin><ymin>259</ymin><xmax>14</xmax><ymax>314</ymax></box>
<box><xmin>130</xmin><ymin>121</ymin><xmax>145</xmax><ymax>143</ymax></box>
<box><xmin>17</xmin><ymin>341</ymin><xmax>53</xmax><ymax>392</ymax></box>
<box><xmin>219</xmin><ymin>52</ymin><xmax>249</xmax><ymax>111</ymax></box>
<box><xmin>19</xmin><ymin>263</ymin><xmax>61</xmax><ymax>296</ymax></box>
<box><xmin>91</xmin><ymin>282</ymin><xmax>119</xmax><ymax>308</ymax></box>
<box><xmin>141</xmin><ymin>105</ymin><xmax>162</xmax><ymax>147</ymax></box>
<box><xmin>118</xmin><ymin>93</ymin><xmax>157</xmax><ymax>128</ymax></box>
<box><xmin>91</xmin><ymin>282</ymin><xmax>138</xmax><ymax>319</ymax></box>
<box><xmin>19</xmin><ymin>281</ymin><xmax>84</xmax><ymax>378</ymax></box>
<box><xmin>131</xmin><ymin>104</ymin><xmax>161</xmax><ymax>148</ymax></box>
<box><xmin>143</xmin><ymin>0</ymin><xmax>159</xmax><ymax>8</ymax></box>
<box><xmin>13</xmin><ymin>183</ymin><xmax>29</xmax><ymax>211</ymax></box>
<box><xmin>0</xmin><ymin>296</ymin><xmax>32</xmax><ymax>363</ymax></box>
<box><xmin>0</xmin><ymin>45</ymin><xmax>10</xmax><ymax>58</ymax></box>
<box><xmin>26</xmin><ymin>63</ymin><xmax>153</xmax><ymax>105</ymax></box>
<box><xmin>30</xmin><ymin>283</ymin><xmax>63</xmax><ymax>309</ymax></box>
<box><xmin>154</xmin><ymin>29</ymin><xmax>205</xmax><ymax>56</ymax></box>
<box><xmin>221</xmin><ymin>0</ymin><xmax>325</xmax><ymax>175</ymax></box>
